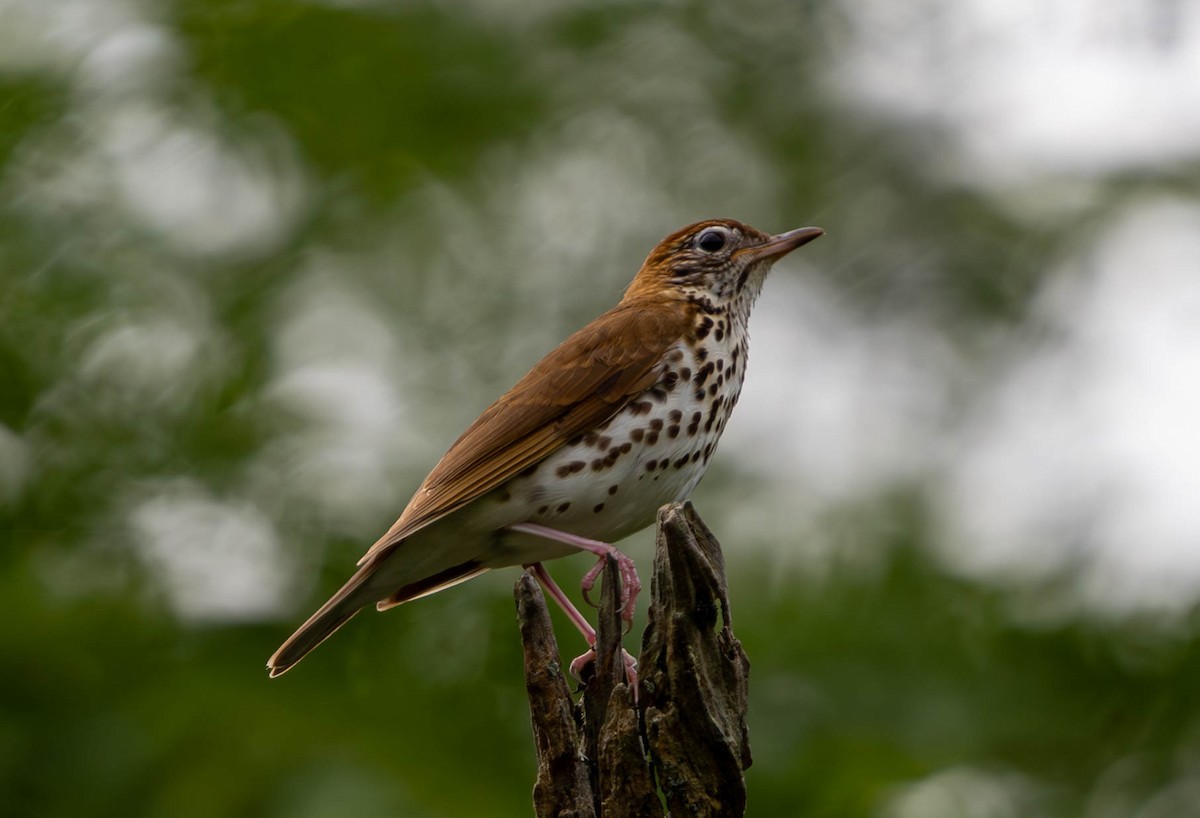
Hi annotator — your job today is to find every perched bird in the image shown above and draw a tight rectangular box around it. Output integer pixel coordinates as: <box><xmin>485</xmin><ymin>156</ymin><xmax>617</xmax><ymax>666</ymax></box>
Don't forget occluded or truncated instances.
<box><xmin>267</xmin><ymin>218</ymin><xmax>823</xmax><ymax>678</ymax></box>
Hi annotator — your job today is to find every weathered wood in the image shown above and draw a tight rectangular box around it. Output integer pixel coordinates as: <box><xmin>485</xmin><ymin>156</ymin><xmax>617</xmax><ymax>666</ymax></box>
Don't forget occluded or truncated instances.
<box><xmin>516</xmin><ymin>501</ymin><xmax>750</xmax><ymax>818</ymax></box>
<box><xmin>590</xmin><ymin>556</ymin><xmax>660</xmax><ymax>817</ymax></box>
<box><xmin>579</xmin><ymin>555</ymin><xmax>625</xmax><ymax>782</ymax></box>
<box><xmin>516</xmin><ymin>573</ymin><xmax>596</xmax><ymax>818</ymax></box>
<box><xmin>639</xmin><ymin>502</ymin><xmax>752</xmax><ymax>816</ymax></box>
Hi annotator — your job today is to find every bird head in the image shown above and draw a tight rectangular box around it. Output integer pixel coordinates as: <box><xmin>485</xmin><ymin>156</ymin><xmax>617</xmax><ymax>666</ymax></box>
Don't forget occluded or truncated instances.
<box><xmin>625</xmin><ymin>218</ymin><xmax>824</xmax><ymax>309</ymax></box>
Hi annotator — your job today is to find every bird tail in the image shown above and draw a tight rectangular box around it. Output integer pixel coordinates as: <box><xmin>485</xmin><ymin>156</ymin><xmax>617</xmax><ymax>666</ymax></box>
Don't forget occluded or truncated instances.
<box><xmin>267</xmin><ymin>561</ymin><xmax>378</xmax><ymax>678</ymax></box>
<box><xmin>266</xmin><ymin>550</ymin><xmax>490</xmax><ymax>677</ymax></box>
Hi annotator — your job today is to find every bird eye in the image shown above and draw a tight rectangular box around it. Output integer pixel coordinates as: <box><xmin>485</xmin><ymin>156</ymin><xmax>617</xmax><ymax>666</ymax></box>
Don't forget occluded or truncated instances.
<box><xmin>696</xmin><ymin>228</ymin><xmax>728</xmax><ymax>253</ymax></box>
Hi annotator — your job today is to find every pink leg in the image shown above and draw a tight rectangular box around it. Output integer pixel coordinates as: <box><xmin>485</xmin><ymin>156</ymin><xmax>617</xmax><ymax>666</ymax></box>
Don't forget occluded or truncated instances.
<box><xmin>508</xmin><ymin>522</ymin><xmax>642</xmax><ymax>629</ymax></box>
<box><xmin>527</xmin><ymin>562</ymin><xmax>595</xmax><ymax>644</ymax></box>
<box><xmin>524</xmin><ymin>562</ymin><xmax>638</xmax><ymax>694</ymax></box>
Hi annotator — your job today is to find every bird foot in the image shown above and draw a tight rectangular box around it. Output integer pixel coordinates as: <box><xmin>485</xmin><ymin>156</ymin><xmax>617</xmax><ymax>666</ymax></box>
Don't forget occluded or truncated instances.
<box><xmin>570</xmin><ymin>646</ymin><xmax>639</xmax><ymax>697</ymax></box>
<box><xmin>580</xmin><ymin>551</ymin><xmax>641</xmax><ymax>632</ymax></box>
<box><xmin>509</xmin><ymin>523</ymin><xmax>641</xmax><ymax>629</ymax></box>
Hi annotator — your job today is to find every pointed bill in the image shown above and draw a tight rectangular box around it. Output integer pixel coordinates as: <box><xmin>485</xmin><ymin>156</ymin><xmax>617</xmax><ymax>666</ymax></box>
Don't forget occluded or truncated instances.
<box><xmin>739</xmin><ymin>226</ymin><xmax>824</xmax><ymax>264</ymax></box>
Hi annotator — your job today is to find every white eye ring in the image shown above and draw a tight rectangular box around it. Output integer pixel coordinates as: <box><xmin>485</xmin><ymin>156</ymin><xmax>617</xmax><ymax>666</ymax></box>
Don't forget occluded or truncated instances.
<box><xmin>695</xmin><ymin>227</ymin><xmax>730</xmax><ymax>253</ymax></box>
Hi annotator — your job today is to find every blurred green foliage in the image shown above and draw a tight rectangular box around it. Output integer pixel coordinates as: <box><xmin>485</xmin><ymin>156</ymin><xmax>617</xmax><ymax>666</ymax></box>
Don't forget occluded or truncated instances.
<box><xmin>2</xmin><ymin>1</ymin><xmax>1198</xmax><ymax>817</ymax></box>
<box><xmin>178</xmin><ymin>0</ymin><xmax>543</xmax><ymax>198</ymax></box>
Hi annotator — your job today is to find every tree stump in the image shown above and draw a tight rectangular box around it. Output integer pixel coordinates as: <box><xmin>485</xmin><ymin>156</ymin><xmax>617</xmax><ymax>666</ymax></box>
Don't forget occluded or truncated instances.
<box><xmin>515</xmin><ymin>501</ymin><xmax>751</xmax><ymax>818</ymax></box>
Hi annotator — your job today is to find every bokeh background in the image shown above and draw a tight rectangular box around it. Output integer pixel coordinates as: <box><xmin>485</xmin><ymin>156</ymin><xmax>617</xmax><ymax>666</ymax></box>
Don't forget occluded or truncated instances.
<box><xmin>3</xmin><ymin>0</ymin><xmax>1200</xmax><ymax>815</ymax></box>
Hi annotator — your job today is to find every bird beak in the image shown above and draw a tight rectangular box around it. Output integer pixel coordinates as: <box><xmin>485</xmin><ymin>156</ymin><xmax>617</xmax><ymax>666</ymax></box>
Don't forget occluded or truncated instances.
<box><xmin>741</xmin><ymin>226</ymin><xmax>825</xmax><ymax>263</ymax></box>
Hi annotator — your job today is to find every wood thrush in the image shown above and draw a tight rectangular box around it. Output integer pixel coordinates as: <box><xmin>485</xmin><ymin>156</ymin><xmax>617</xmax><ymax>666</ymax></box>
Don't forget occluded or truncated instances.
<box><xmin>267</xmin><ymin>218</ymin><xmax>823</xmax><ymax>678</ymax></box>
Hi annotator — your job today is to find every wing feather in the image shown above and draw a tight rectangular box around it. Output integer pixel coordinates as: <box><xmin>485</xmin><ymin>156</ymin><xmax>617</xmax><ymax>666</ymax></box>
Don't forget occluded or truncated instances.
<box><xmin>359</xmin><ymin>299</ymin><xmax>687</xmax><ymax>564</ymax></box>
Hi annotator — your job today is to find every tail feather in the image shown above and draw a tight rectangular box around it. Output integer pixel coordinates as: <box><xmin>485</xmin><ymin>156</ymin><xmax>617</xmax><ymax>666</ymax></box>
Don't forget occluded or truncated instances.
<box><xmin>267</xmin><ymin>554</ymin><xmax>491</xmax><ymax>677</ymax></box>
<box><xmin>267</xmin><ymin>563</ymin><xmax>377</xmax><ymax>678</ymax></box>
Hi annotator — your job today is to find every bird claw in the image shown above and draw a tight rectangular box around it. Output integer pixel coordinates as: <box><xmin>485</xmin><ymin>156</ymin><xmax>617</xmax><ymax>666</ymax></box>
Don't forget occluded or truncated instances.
<box><xmin>579</xmin><ymin>552</ymin><xmax>641</xmax><ymax>633</ymax></box>
<box><xmin>569</xmin><ymin>646</ymin><xmax>639</xmax><ymax>696</ymax></box>
<box><xmin>568</xmin><ymin>647</ymin><xmax>596</xmax><ymax>680</ymax></box>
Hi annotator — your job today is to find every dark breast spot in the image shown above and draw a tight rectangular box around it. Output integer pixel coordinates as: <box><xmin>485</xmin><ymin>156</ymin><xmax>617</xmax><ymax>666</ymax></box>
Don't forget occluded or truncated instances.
<box><xmin>667</xmin><ymin>425</ymin><xmax>680</xmax><ymax>438</ymax></box>
<box><xmin>707</xmin><ymin>395</ymin><xmax>725</xmax><ymax>428</ymax></box>
<box><xmin>695</xmin><ymin>316</ymin><xmax>714</xmax><ymax>340</ymax></box>
<box><xmin>629</xmin><ymin>401</ymin><xmax>653</xmax><ymax>416</ymax></box>
<box><xmin>630</xmin><ymin>428</ymin><xmax>645</xmax><ymax>443</ymax></box>
<box><xmin>593</xmin><ymin>503</ymin><xmax>605</xmax><ymax>514</ymax></box>
<box><xmin>608</xmin><ymin>484</ymin><xmax>619</xmax><ymax>495</ymax></box>
<box><xmin>649</xmin><ymin>418</ymin><xmax>664</xmax><ymax>431</ymax></box>
<box><xmin>557</xmin><ymin>502</ymin><xmax>571</xmax><ymax>513</ymax></box>
<box><xmin>555</xmin><ymin>461</ymin><xmax>586</xmax><ymax>478</ymax></box>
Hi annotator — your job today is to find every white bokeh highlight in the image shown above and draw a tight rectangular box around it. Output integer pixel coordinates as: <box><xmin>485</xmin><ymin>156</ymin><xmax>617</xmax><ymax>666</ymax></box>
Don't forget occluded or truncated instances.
<box><xmin>832</xmin><ymin>0</ymin><xmax>1200</xmax><ymax>183</ymax></box>
<box><xmin>724</xmin><ymin>271</ymin><xmax>949</xmax><ymax>505</ymax></box>
<box><xmin>878</xmin><ymin>765</ymin><xmax>1043</xmax><ymax>818</ymax></box>
<box><xmin>261</xmin><ymin>268</ymin><xmax>416</xmax><ymax>531</ymax></box>
<box><xmin>935</xmin><ymin>198</ymin><xmax>1200</xmax><ymax>616</ymax></box>
<box><xmin>130</xmin><ymin>481</ymin><xmax>293</xmax><ymax>622</ymax></box>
